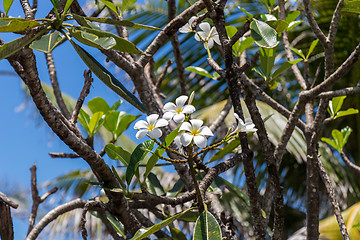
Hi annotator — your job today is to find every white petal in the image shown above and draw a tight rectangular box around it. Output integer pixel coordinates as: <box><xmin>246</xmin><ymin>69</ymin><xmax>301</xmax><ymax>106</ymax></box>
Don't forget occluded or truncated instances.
<box><xmin>149</xmin><ymin>128</ymin><xmax>162</xmax><ymax>138</ymax></box>
<box><xmin>136</xmin><ymin>129</ymin><xmax>148</xmax><ymax>139</ymax></box>
<box><xmin>195</xmin><ymin>32</ymin><xmax>207</xmax><ymax>41</ymax></box>
<box><xmin>212</xmin><ymin>33</ymin><xmax>220</xmax><ymax>45</ymax></box>
<box><xmin>179</xmin><ymin>23</ymin><xmax>190</xmax><ymax>33</ymax></box>
<box><xmin>199</xmin><ymin>22</ymin><xmax>211</xmax><ymax>35</ymax></box>
<box><xmin>179</xmin><ymin>122</ymin><xmax>192</xmax><ymax>132</ymax></box>
<box><xmin>194</xmin><ymin>33</ymin><xmax>201</xmax><ymax>42</ymax></box>
<box><xmin>190</xmin><ymin>119</ymin><xmax>203</xmax><ymax>129</ymax></box>
<box><xmin>173</xmin><ymin>113</ymin><xmax>185</xmax><ymax>123</ymax></box>
<box><xmin>189</xmin><ymin>16</ymin><xmax>197</xmax><ymax>26</ymax></box>
<box><xmin>207</xmin><ymin>38</ymin><xmax>214</xmax><ymax>49</ymax></box>
<box><xmin>163</xmin><ymin>112</ymin><xmax>175</xmax><ymax>121</ymax></box>
<box><xmin>163</xmin><ymin>102</ymin><xmax>177</xmax><ymax>112</ymax></box>
<box><xmin>176</xmin><ymin>95</ymin><xmax>188</xmax><ymax>107</ymax></box>
<box><xmin>155</xmin><ymin>118</ymin><xmax>168</xmax><ymax>128</ymax></box>
<box><xmin>180</xmin><ymin>133</ymin><xmax>193</xmax><ymax>147</ymax></box>
<box><xmin>146</xmin><ymin>114</ymin><xmax>159</xmax><ymax>125</ymax></box>
<box><xmin>182</xmin><ymin>105</ymin><xmax>195</xmax><ymax>114</ymax></box>
<box><xmin>193</xmin><ymin>135</ymin><xmax>207</xmax><ymax>148</ymax></box>
<box><xmin>134</xmin><ymin>120</ymin><xmax>148</xmax><ymax>129</ymax></box>
<box><xmin>199</xmin><ymin>126</ymin><xmax>213</xmax><ymax>136</ymax></box>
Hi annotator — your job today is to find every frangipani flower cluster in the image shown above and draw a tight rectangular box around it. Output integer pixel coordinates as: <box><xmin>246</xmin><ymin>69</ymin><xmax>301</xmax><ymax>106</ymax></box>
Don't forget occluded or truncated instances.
<box><xmin>179</xmin><ymin>18</ymin><xmax>220</xmax><ymax>50</ymax></box>
<box><xmin>134</xmin><ymin>96</ymin><xmax>257</xmax><ymax>149</ymax></box>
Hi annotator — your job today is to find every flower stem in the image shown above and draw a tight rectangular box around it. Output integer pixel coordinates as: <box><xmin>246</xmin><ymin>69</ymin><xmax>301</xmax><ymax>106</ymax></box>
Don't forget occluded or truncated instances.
<box><xmin>187</xmin><ymin>145</ymin><xmax>205</xmax><ymax>212</ymax></box>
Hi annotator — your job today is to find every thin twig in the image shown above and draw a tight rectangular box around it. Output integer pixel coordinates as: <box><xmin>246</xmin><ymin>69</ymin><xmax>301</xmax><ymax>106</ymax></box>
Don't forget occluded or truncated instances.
<box><xmin>71</xmin><ymin>70</ymin><xmax>93</xmax><ymax>124</ymax></box>
<box><xmin>340</xmin><ymin>152</ymin><xmax>360</xmax><ymax>175</ymax></box>
<box><xmin>49</xmin><ymin>152</ymin><xmax>80</xmax><ymax>158</ymax></box>
<box><xmin>209</xmin><ymin>97</ymin><xmax>232</xmax><ymax>132</ymax></box>
<box><xmin>45</xmin><ymin>52</ymin><xmax>71</xmax><ymax>119</ymax></box>
<box><xmin>317</xmin><ymin>155</ymin><xmax>350</xmax><ymax>240</ymax></box>
<box><xmin>155</xmin><ymin>59</ymin><xmax>172</xmax><ymax>89</ymax></box>
<box><xmin>27</xmin><ymin>165</ymin><xmax>58</xmax><ymax>235</ymax></box>
<box><xmin>0</xmin><ymin>192</ymin><xmax>18</xmax><ymax>209</ymax></box>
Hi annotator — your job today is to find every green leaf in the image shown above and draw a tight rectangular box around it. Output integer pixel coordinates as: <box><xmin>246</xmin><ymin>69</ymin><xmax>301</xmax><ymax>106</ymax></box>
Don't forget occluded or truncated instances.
<box><xmin>72</xmin><ymin>14</ymin><xmax>101</xmax><ymax>30</ymax></box>
<box><xmin>286</xmin><ymin>11</ymin><xmax>300</xmax><ymax>23</ymax></box>
<box><xmin>0</xmin><ymin>29</ymin><xmax>47</xmax><ymax>60</ymax></box>
<box><xmin>105</xmin><ymin>211</ymin><xmax>126</xmax><ymax>236</ymax></box>
<box><xmin>120</xmin><ymin>0</ymin><xmax>137</xmax><ymax>14</ymax></box>
<box><xmin>238</xmin><ymin>6</ymin><xmax>254</xmax><ymax>19</ymax></box>
<box><xmin>342</xmin><ymin>0</ymin><xmax>360</xmax><ymax>14</ymax></box>
<box><xmin>267</xmin><ymin>19</ymin><xmax>289</xmax><ymax>33</ymax></box>
<box><xmin>88</xmin><ymin>111</ymin><xmax>105</xmax><ymax>137</ymax></box>
<box><xmin>50</xmin><ymin>0</ymin><xmax>60</xmax><ymax>11</ymax></box>
<box><xmin>29</xmin><ymin>31</ymin><xmax>63</xmax><ymax>53</ymax></box>
<box><xmin>306</xmin><ymin>39</ymin><xmax>319</xmax><ymax>60</ymax></box>
<box><xmin>332</xmin><ymin>129</ymin><xmax>344</xmax><ymax>152</ymax></box>
<box><xmin>0</xmin><ymin>18</ymin><xmax>41</xmax><ymax>32</ymax></box>
<box><xmin>77</xmin><ymin>109</ymin><xmax>90</xmax><ymax>133</ymax></box>
<box><xmin>250</xmin><ymin>19</ymin><xmax>279</xmax><ymax>48</ymax></box>
<box><xmin>143</xmin><ymin>127</ymin><xmax>181</xmax><ymax>182</ymax></box>
<box><xmin>69</xmin><ymin>41</ymin><xmax>147</xmax><ymax>112</ymax></box>
<box><xmin>170</xmin><ymin>227</ymin><xmax>187</xmax><ymax>240</ymax></box>
<box><xmin>193</xmin><ymin>210</ymin><xmax>222</xmax><ymax>240</ymax></box>
<box><xmin>238</xmin><ymin>37</ymin><xmax>255</xmax><ymax>55</ymax></box>
<box><xmin>130</xmin><ymin>207</ymin><xmax>197</xmax><ymax>240</ymax></box>
<box><xmin>110</xmin><ymin>99</ymin><xmax>123</xmax><ymax>111</ymax></box>
<box><xmin>213</xmin><ymin>176</ymin><xmax>250</xmax><ymax>207</ymax></box>
<box><xmin>341</xmin><ymin>126</ymin><xmax>353</xmax><ymax>146</ymax></box>
<box><xmin>100</xmin><ymin>0</ymin><xmax>119</xmax><ymax>15</ymax></box>
<box><xmin>111</xmin><ymin>165</ymin><xmax>127</xmax><ymax>191</ymax></box>
<box><xmin>334</xmin><ymin>108</ymin><xmax>359</xmax><ymax>119</ymax></box>
<box><xmin>70</xmin><ymin>27</ymin><xmax>116</xmax><ymax>50</ymax></box>
<box><xmin>272</xmin><ymin>59</ymin><xmax>302</xmax><ymax>79</ymax></box>
<box><xmin>253</xmin><ymin>67</ymin><xmax>267</xmax><ymax>80</ymax></box>
<box><xmin>289</xmin><ymin>47</ymin><xmax>305</xmax><ymax>59</ymax></box>
<box><xmin>148</xmin><ymin>172</ymin><xmax>166</xmax><ymax>195</ymax></box>
<box><xmin>321</xmin><ymin>137</ymin><xmax>339</xmax><ymax>151</ymax></box>
<box><xmin>287</xmin><ymin>20</ymin><xmax>303</xmax><ymax>31</ymax></box>
<box><xmin>185</xmin><ymin>66</ymin><xmax>214</xmax><ymax>79</ymax></box>
<box><xmin>79</xmin><ymin>16</ymin><xmax>161</xmax><ymax>31</ymax></box>
<box><xmin>209</xmin><ymin>139</ymin><xmax>240</xmax><ymax>164</ymax></box>
<box><xmin>261</xmin><ymin>14</ymin><xmax>277</xmax><ymax>22</ymax></box>
<box><xmin>353</xmin><ymin>222</ymin><xmax>360</xmax><ymax>228</ymax></box>
<box><xmin>126</xmin><ymin>140</ymin><xmax>154</xmax><ymax>186</ymax></box>
<box><xmin>63</xmin><ymin>0</ymin><xmax>75</xmax><ymax>15</ymax></box>
<box><xmin>88</xmin><ymin>97</ymin><xmax>110</xmax><ymax>114</ymax></box>
<box><xmin>259</xmin><ymin>46</ymin><xmax>276</xmax><ymax>78</ymax></box>
<box><xmin>167</xmin><ymin>179</ymin><xmax>184</xmax><ymax>197</ymax></box>
<box><xmin>70</xmin><ymin>26</ymin><xmax>142</xmax><ymax>53</ymax></box>
<box><xmin>329</xmin><ymin>96</ymin><xmax>346</xmax><ymax>117</ymax></box>
<box><xmin>105</xmin><ymin>143</ymin><xmax>131</xmax><ymax>166</ymax></box>
<box><xmin>3</xmin><ymin>0</ymin><xmax>14</xmax><ymax>16</ymax></box>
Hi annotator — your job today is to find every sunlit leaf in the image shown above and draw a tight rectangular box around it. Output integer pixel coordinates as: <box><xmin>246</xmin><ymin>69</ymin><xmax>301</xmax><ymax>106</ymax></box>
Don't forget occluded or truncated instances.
<box><xmin>170</xmin><ymin>227</ymin><xmax>187</xmax><ymax>240</ymax></box>
<box><xmin>3</xmin><ymin>0</ymin><xmax>14</xmax><ymax>16</ymax></box>
<box><xmin>88</xmin><ymin>111</ymin><xmax>105</xmax><ymax>137</ymax></box>
<box><xmin>334</xmin><ymin>108</ymin><xmax>359</xmax><ymax>119</ymax></box>
<box><xmin>147</xmin><ymin>172</ymin><xmax>165</xmax><ymax>195</ymax></box>
<box><xmin>69</xmin><ymin>41</ymin><xmax>147</xmax><ymax>112</ymax></box>
<box><xmin>29</xmin><ymin>31</ymin><xmax>63</xmax><ymax>53</ymax></box>
<box><xmin>0</xmin><ymin>29</ymin><xmax>47</xmax><ymax>60</ymax></box>
<box><xmin>100</xmin><ymin>0</ymin><xmax>119</xmax><ymax>15</ymax></box>
<box><xmin>130</xmin><ymin>207</ymin><xmax>197</xmax><ymax>240</ymax></box>
<box><xmin>185</xmin><ymin>66</ymin><xmax>214</xmax><ymax>79</ymax></box>
<box><xmin>259</xmin><ymin>46</ymin><xmax>276</xmax><ymax>78</ymax></box>
<box><xmin>126</xmin><ymin>140</ymin><xmax>154</xmax><ymax>186</ymax></box>
<box><xmin>289</xmin><ymin>47</ymin><xmax>305</xmax><ymax>59</ymax></box>
<box><xmin>0</xmin><ymin>18</ymin><xmax>41</xmax><ymax>32</ymax></box>
<box><xmin>306</xmin><ymin>39</ymin><xmax>319</xmax><ymax>60</ymax></box>
<box><xmin>250</xmin><ymin>19</ymin><xmax>279</xmax><ymax>48</ymax></box>
<box><xmin>143</xmin><ymin>127</ymin><xmax>180</xmax><ymax>182</ymax></box>
<box><xmin>193</xmin><ymin>210</ymin><xmax>222</xmax><ymax>240</ymax></box>
<box><xmin>272</xmin><ymin>59</ymin><xmax>302</xmax><ymax>79</ymax></box>
<box><xmin>88</xmin><ymin>97</ymin><xmax>110</xmax><ymax>114</ymax></box>
<box><xmin>105</xmin><ymin>143</ymin><xmax>131</xmax><ymax>166</ymax></box>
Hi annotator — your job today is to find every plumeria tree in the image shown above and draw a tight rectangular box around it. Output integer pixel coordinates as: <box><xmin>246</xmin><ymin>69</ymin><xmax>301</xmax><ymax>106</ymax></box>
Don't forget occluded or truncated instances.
<box><xmin>2</xmin><ymin>0</ymin><xmax>360</xmax><ymax>239</ymax></box>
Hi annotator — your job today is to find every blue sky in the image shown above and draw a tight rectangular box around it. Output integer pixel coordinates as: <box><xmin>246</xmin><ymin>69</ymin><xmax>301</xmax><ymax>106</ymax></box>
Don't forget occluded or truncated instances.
<box><xmin>0</xmin><ymin>1</ymin><xmax>145</xmax><ymax>238</ymax></box>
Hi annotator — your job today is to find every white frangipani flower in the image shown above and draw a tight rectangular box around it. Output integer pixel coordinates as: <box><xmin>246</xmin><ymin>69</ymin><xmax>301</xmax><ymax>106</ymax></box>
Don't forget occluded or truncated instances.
<box><xmin>134</xmin><ymin>114</ymin><xmax>168</xmax><ymax>139</ymax></box>
<box><xmin>233</xmin><ymin>113</ymin><xmax>257</xmax><ymax>133</ymax></box>
<box><xmin>179</xmin><ymin>16</ymin><xmax>197</xmax><ymax>33</ymax></box>
<box><xmin>179</xmin><ymin>119</ymin><xmax>213</xmax><ymax>148</ymax></box>
<box><xmin>163</xmin><ymin>96</ymin><xmax>196</xmax><ymax>123</ymax></box>
<box><xmin>194</xmin><ymin>22</ymin><xmax>220</xmax><ymax>49</ymax></box>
